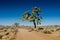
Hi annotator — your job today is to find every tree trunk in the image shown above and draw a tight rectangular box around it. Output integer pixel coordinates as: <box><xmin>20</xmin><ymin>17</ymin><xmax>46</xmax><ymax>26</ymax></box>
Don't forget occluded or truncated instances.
<box><xmin>33</xmin><ymin>20</ymin><xmax>36</xmax><ymax>28</ymax></box>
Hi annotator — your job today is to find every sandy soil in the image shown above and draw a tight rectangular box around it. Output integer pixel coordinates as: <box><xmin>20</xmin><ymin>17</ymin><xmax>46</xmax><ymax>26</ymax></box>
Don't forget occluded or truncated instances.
<box><xmin>15</xmin><ymin>28</ymin><xmax>60</xmax><ymax>40</ymax></box>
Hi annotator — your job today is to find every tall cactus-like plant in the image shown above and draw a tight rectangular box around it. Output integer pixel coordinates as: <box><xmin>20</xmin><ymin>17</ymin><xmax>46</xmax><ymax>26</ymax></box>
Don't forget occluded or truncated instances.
<box><xmin>14</xmin><ymin>23</ymin><xmax>19</xmax><ymax>27</ymax></box>
<box><xmin>20</xmin><ymin>7</ymin><xmax>42</xmax><ymax>29</ymax></box>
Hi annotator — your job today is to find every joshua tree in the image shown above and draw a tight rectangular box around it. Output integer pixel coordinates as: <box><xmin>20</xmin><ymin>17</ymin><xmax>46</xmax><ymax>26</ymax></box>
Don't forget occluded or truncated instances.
<box><xmin>14</xmin><ymin>22</ymin><xmax>19</xmax><ymax>27</ymax></box>
<box><xmin>20</xmin><ymin>7</ymin><xmax>42</xmax><ymax>29</ymax></box>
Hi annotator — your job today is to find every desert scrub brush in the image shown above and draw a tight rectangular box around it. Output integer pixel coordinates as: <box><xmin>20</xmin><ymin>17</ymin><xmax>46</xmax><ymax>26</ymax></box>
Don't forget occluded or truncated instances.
<box><xmin>0</xmin><ymin>35</ymin><xmax>3</xmax><ymax>39</ymax></box>
<box><xmin>43</xmin><ymin>30</ymin><xmax>52</xmax><ymax>34</ymax></box>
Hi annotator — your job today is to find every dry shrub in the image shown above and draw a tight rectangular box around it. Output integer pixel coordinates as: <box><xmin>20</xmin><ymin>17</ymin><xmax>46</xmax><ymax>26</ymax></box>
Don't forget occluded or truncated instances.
<box><xmin>4</xmin><ymin>29</ymin><xmax>7</xmax><ymax>32</ymax></box>
<box><xmin>0</xmin><ymin>26</ymin><xmax>18</xmax><ymax>40</ymax></box>
<box><xmin>5</xmin><ymin>32</ymin><xmax>9</xmax><ymax>35</ymax></box>
<box><xmin>43</xmin><ymin>30</ymin><xmax>52</xmax><ymax>34</ymax></box>
<box><xmin>38</xmin><ymin>27</ymin><xmax>44</xmax><ymax>30</ymax></box>
<box><xmin>28</xmin><ymin>28</ymin><xmax>34</xmax><ymax>32</ymax></box>
<box><xmin>0</xmin><ymin>35</ymin><xmax>3</xmax><ymax>39</ymax></box>
<box><xmin>51</xmin><ymin>30</ymin><xmax>54</xmax><ymax>32</ymax></box>
<box><xmin>56</xmin><ymin>28</ymin><xmax>60</xmax><ymax>31</ymax></box>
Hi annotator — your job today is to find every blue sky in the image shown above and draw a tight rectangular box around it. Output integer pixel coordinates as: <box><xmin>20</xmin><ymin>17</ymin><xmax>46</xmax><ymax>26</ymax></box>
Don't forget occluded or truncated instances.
<box><xmin>0</xmin><ymin>0</ymin><xmax>60</xmax><ymax>26</ymax></box>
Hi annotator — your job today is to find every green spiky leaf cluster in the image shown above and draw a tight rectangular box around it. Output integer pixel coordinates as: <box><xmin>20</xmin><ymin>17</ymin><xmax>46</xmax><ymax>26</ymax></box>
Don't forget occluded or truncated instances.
<box><xmin>20</xmin><ymin>7</ymin><xmax>42</xmax><ymax>25</ymax></box>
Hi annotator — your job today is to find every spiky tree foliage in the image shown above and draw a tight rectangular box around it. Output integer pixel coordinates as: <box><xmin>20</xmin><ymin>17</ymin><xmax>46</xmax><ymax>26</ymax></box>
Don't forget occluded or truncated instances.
<box><xmin>20</xmin><ymin>7</ymin><xmax>42</xmax><ymax>28</ymax></box>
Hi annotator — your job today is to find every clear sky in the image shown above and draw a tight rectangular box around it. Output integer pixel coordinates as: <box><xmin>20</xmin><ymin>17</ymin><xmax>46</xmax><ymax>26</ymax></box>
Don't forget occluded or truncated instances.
<box><xmin>0</xmin><ymin>0</ymin><xmax>60</xmax><ymax>26</ymax></box>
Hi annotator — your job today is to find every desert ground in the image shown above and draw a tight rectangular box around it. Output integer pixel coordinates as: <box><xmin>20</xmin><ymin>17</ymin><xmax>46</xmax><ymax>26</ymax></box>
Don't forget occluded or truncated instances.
<box><xmin>0</xmin><ymin>25</ymin><xmax>60</xmax><ymax>40</ymax></box>
<box><xmin>15</xmin><ymin>28</ymin><xmax>60</xmax><ymax>40</ymax></box>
